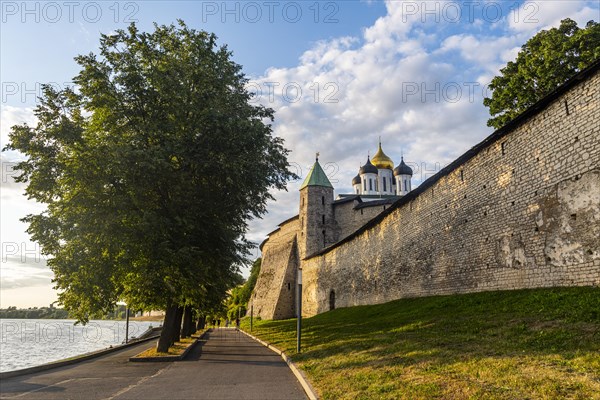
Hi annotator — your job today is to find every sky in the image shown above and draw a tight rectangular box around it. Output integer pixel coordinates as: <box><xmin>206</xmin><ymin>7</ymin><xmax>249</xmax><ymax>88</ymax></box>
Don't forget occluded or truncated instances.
<box><xmin>1</xmin><ymin>0</ymin><xmax>599</xmax><ymax>308</ymax></box>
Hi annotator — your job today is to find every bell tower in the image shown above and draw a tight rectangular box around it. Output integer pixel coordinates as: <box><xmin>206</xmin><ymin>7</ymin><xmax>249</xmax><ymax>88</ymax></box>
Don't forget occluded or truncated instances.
<box><xmin>299</xmin><ymin>154</ymin><xmax>334</xmax><ymax>259</ymax></box>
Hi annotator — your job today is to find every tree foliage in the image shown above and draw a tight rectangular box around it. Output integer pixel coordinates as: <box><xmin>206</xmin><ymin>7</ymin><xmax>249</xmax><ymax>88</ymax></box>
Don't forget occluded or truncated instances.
<box><xmin>484</xmin><ymin>18</ymin><xmax>600</xmax><ymax>129</ymax></box>
<box><xmin>226</xmin><ymin>257</ymin><xmax>261</xmax><ymax>319</ymax></box>
<box><xmin>4</xmin><ymin>22</ymin><xmax>294</xmax><ymax>349</ymax></box>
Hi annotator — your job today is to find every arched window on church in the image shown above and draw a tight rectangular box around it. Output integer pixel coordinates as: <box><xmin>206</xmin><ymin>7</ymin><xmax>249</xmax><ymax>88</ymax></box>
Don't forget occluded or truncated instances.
<box><xmin>369</xmin><ymin>179</ymin><xmax>373</xmax><ymax>191</ymax></box>
<box><xmin>322</xmin><ymin>230</ymin><xmax>326</xmax><ymax>247</ymax></box>
<box><xmin>383</xmin><ymin>177</ymin><xmax>387</xmax><ymax>192</ymax></box>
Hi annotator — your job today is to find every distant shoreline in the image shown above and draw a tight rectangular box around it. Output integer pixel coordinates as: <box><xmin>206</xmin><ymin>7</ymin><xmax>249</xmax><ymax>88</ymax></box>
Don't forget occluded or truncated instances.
<box><xmin>0</xmin><ymin>316</ymin><xmax>164</xmax><ymax>322</ymax></box>
<box><xmin>0</xmin><ymin>307</ymin><xmax>164</xmax><ymax>322</ymax></box>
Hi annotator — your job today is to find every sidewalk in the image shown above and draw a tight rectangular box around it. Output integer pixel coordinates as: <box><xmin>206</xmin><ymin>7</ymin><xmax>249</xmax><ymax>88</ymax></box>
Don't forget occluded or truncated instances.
<box><xmin>0</xmin><ymin>328</ymin><xmax>308</xmax><ymax>400</ymax></box>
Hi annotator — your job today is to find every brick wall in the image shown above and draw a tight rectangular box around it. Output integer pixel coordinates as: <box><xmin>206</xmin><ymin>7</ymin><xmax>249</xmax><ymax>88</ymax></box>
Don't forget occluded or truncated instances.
<box><xmin>302</xmin><ymin>68</ymin><xmax>600</xmax><ymax>316</ymax></box>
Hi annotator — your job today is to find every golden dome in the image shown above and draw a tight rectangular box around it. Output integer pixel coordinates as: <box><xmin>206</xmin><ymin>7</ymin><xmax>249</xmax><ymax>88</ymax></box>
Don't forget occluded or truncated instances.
<box><xmin>371</xmin><ymin>142</ymin><xmax>394</xmax><ymax>170</ymax></box>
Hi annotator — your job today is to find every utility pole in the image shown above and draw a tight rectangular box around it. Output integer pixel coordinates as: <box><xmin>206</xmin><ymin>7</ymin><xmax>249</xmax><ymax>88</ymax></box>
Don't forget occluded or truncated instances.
<box><xmin>250</xmin><ymin>304</ymin><xmax>253</xmax><ymax>332</ymax></box>
<box><xmin>296</xmin><ymin>268</ymin><xmax>302</xmax><ymax>353</ymax></box>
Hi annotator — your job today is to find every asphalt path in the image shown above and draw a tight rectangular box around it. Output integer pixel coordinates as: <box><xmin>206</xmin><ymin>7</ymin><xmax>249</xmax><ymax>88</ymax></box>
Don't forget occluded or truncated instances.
<box><xmin>0</xmin><ymin>328</ymin><xmax>307</xmax><ymax>400</ymax></box>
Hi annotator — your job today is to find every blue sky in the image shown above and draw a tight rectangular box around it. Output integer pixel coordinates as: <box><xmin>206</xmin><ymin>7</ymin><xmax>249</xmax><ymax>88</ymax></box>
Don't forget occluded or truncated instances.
<box><xmin>1</xmin><ymin>0</ymin><xmax>599</xmax><ymax>307</ymax></box>
<box><xmin>1</xmin><ymin>1</ymin><xmax>387</xmax><ymax>90</ymax></box>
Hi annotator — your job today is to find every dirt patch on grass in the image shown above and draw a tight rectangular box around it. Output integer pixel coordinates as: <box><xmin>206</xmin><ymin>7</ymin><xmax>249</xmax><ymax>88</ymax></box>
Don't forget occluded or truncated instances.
<box><xmin>135</xmin><ymin>337</ymin><xmax>195</xmax><ymax>357</ymax></box>
<box><xmin>133</xmin><ymin>330</ymin><xmax>206</xmax><ymax>358</ymax></box>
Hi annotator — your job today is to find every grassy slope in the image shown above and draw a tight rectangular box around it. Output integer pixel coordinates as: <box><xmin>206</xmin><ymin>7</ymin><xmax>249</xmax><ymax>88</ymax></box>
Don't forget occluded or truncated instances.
<box><xmin>241</xmin><ymin>287</ymin><xmax>600</xmax><ymax>399</ymax></box>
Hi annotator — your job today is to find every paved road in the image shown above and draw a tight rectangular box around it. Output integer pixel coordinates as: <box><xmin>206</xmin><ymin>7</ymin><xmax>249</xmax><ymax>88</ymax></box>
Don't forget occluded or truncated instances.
<box><xmin>0</xmin><ymin>329</ymin><xmax>307</xmax><ymax>400</ymax></box>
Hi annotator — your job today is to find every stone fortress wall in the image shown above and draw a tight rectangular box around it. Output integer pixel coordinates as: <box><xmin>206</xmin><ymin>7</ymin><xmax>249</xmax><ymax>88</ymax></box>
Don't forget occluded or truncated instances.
<box><xmin>251</xmin><ymin>217</ymin><xmax>299</xmax><ymax>320</ymax></box>
<box><xmin>333</xmin><ymin>199</ymin><xmax>394</xmax><ymax>240</ymax></box>
<box><xmin>250</xmin><ymin>62</ymin><xmax>600</xmax><ymax>320</ymax></box>
<box><xmin>301</xmin><ymin>65</ymin><xmax>600</xmax><ymax>317</ymax></box>
<box><xmin>251</xmin><ymin>196</ymin><xmax>395</xmax><ymax>319</ymax></box>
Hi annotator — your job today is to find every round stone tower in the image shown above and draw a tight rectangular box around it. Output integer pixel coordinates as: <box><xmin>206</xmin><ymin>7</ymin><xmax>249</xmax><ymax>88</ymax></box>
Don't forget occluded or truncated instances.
<box><xmin>299</xmin><ymin>155</ymin><xmax>334</xmax><ymax>259</ymax></box>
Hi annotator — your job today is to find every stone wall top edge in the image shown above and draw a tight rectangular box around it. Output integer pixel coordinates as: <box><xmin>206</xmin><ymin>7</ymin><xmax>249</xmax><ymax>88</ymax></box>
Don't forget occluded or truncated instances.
<box><xmin>261</xmin><ymin>217</ymin><xmax>300</xmax><ymax>252</ymax></box>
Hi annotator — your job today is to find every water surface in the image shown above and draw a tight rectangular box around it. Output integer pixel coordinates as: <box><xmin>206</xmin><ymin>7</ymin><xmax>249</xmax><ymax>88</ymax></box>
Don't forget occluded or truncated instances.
<box><xmin>0</xmin><ymin>319</ymin><xmax>156</xmax><ymax>372</ymax></box>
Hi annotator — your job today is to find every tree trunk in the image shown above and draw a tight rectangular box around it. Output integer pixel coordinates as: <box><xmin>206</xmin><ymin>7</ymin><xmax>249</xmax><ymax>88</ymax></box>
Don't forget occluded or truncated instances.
<box><xmin>196</xmin><ymin>315</ymin><xmax>205</xmax><ymax>331</ymax></box>
<box><xmin>171</xmin><ymin>306</ymin><xmax>184</xmax><ymax>344</ymax></box>
<box><xmin>181</xmin><ymin>306</ymin><xmax>193</xmax><ymax>338</ymax></box>
<box><xmin>157</xmin><ymin>304</ymin><xmax>178</xmax><ymax>353</ymax></box>
<box><xmin>189</xmin><ymin>309</ymin><xmax>197</xmax><ymax>335</ymax></box>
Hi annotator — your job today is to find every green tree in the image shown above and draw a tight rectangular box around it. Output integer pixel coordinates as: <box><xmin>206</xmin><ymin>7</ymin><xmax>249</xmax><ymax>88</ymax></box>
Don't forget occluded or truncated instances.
<box><xmin>4</xmin><ymin>22</ymin><xmax>294</xmax><ymax>352</ymax></box>
<box><xmin>484</xmin><ymin>18</ymin><xmax>600</xmax><ymax>129</ymax></box>
<box><xmin>226</xmin><ymin>258</ymin><xmax>261</xmax><ymax>320</ymax></box>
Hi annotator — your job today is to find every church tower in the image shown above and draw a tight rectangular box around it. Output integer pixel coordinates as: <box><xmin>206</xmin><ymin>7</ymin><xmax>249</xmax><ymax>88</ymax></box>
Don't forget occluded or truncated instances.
<box><xmin>359</xmin><ymin>156</ymin><xmax>378</xmax><ymax>194</ymax></box>
<box><xmin>371</xmin><ymin>140</ymin><xmax>395</xmax><ymax>195</ymax></box>
<box><xmin>299</xmin><ymin>155</ymin><xmax>335</xmax><ymax>259</ymax></box>
<box><xmin>394</xmin><ymin>157</ymin><xmax>413</xmax><ymax>195</ymax></box>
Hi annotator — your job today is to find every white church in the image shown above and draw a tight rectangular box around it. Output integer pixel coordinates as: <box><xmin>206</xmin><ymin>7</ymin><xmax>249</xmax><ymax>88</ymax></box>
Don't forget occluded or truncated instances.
<box><xmin>350</xmin><ymin>141</ymin><xmax>413</xmax><ymax>197</ymax></box>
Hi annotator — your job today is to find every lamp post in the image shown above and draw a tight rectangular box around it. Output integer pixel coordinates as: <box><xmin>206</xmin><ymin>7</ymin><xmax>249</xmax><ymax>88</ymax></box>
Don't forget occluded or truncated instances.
<box><xmin>250</xmin><ymin>304</ymin><xmax>254</xmax><ymax>332</ymax></box>
<box><xmin>296</xmin><ymin>268</ymin><xmax>302</xmax><ymax>353</ymax></box>
<box><xmin>125</xmin><ymin>307</ymin><xmax>130</xmax><ymax>344</ymax></box>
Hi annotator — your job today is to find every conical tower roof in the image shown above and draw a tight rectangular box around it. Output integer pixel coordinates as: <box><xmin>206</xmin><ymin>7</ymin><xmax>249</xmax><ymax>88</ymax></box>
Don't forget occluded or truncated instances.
<box><xmin>300</xmin><ymin>157</ymin><xmax>333</xmax><ymax>189</ymax></box>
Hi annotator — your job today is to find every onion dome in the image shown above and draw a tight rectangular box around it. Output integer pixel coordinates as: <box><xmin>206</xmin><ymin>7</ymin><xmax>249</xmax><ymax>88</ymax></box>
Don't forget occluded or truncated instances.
<box><xmin>371</xmin><ymin>142</ymin><xmax>394</xmax><ymax>170</ymax></box>
<box><xmin>359</xmin><ymin>157</ymin><xmax>378</xmax><ymax>175</ymax></box>
<box><xmin>394</xmin><ymin>157</ymin><xmax>413</xmax><ymax>176</ymax></box>
<box><xmin>352</xmin><ymin>173</ymin><xmax>361</xmax><ymax>185</ymax></box>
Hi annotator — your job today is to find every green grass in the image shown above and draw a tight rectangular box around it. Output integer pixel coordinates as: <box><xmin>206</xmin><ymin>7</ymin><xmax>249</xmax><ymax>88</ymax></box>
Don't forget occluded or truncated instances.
<box><xmin>241</xmin><ymin>287</ymin><xmax>600</xmax><ymax>399</ymax></box>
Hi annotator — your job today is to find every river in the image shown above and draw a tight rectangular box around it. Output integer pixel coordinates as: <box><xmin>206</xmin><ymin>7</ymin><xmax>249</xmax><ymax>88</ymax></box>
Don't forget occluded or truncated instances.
<box><xmin>0</xmin><ymin>319</ymin><xmax>157</xmax><ymax>373</ymax></box>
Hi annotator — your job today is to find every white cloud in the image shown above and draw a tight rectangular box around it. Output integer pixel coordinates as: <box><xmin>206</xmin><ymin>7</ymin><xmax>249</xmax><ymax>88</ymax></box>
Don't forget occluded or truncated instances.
<box><xmin>509</xmin><ymin>0</ymin><xmax>599</xmax><ymax>32</ymax></box>
<box><xmin>2</xmin><ymin>0</ymin><xmax>597</xmax><ymax>286</ymax></box>
<box><xmin>245</xmin><ymin>0</ymin><xmax>598</xmax><ymax>251</ymax></box>
<box><xmin>0</xmin><ymin>256</ymin><xmax>55</xmax><ymax>308</ymax></box>
<box><xmin>439</xmin><ymin>34</ymin><xmax>524</xmax><ymax>73</ymax></box>
<box><xmin>1</xmin><ymin>105</ymin><xmax>36</xmax><ymax>160</ymax></box>
<box><xmin>0</xmin><ymin>285</ymin><xmax>58</xmax><ymax>308</ymax></box>
<box><xmin>1</xmin><ymin>105</ymin><xmax>51</xmax><ymax>306</ymax></box>
<box><xmin>1</xmin><ymin>257</ymin><xmax>52</xmax><ymax>290</ymax></box>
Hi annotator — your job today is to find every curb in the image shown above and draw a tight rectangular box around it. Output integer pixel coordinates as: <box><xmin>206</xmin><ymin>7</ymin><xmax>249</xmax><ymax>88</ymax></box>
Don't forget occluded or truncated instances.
<box><xmin>129</xmin><ymin>330</ymin><xmax>208</xmax><ymax>362</ymax></box>
<box><xmin>238</xmin><ymin>328</ymin><xmax>318</xmax><ymax>400</ymax></box>
<box><xmin>0</xmin><ymin>334</ymin><xmax>161</xmax><ymax>379</ymax></box>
